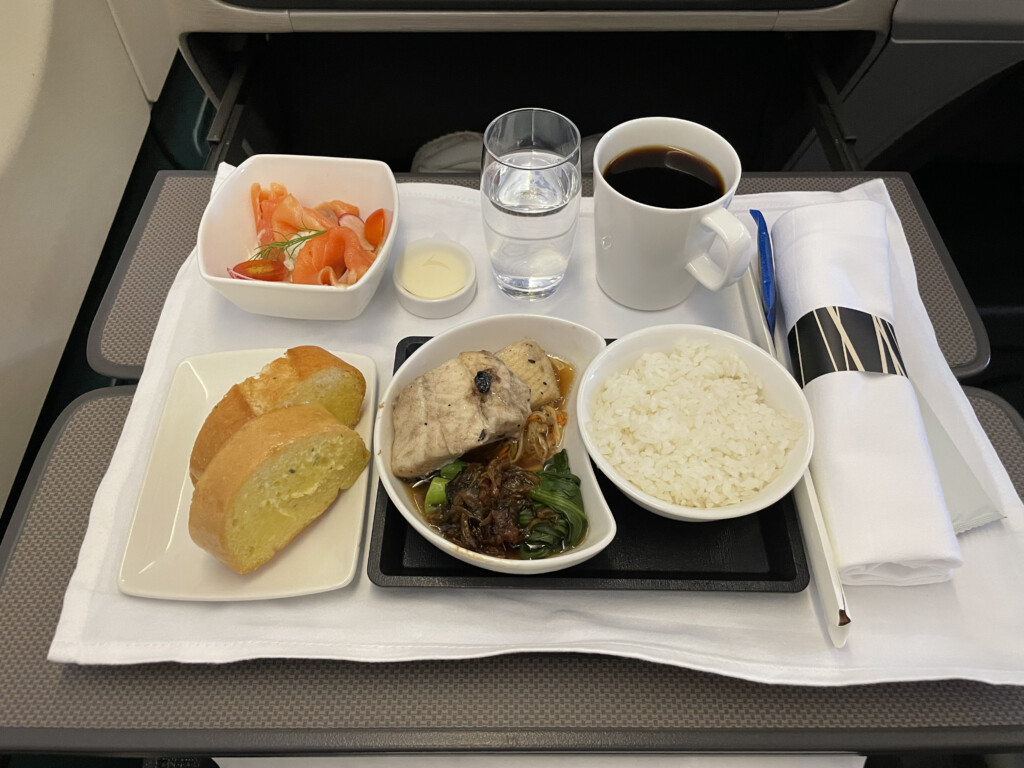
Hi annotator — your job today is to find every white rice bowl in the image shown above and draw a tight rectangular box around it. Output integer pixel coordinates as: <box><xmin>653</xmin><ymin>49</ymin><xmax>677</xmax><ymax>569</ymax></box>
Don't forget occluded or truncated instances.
<box><xmin>578</xmin><ymin>325</ymin><xmax>813</xmax><ymax>522</ymax></box>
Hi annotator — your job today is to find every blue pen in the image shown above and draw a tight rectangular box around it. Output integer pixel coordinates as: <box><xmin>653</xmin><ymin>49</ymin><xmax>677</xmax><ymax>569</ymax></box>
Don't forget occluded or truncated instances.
<box><xmin>748</xmin><ymin>210</ymin><xmax>850</xmax><ymax>647</ymax></box>
<box><xmin>749</xmin><ymin>209</ymin><xmax>776</xmax><ymax>336</ymax></box>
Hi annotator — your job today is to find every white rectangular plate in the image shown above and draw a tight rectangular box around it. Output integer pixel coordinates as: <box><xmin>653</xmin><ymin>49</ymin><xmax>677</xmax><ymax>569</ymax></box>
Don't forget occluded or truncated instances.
<box><xmin>118</xmin><ymin>348</ymin><xmax>377</xmax><ymax>601</ymax></box>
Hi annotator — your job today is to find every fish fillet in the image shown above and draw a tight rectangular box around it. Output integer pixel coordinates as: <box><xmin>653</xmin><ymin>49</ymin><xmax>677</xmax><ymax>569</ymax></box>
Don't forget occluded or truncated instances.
<box><xmin>391</xmin><ymin>350</ymin><xmax>531</xmax><ymax>479</ymax></box>
<box><xmin>496</xmin><ymin>338</ymin><xmax>560</xmax><ymax>409</ymax></box>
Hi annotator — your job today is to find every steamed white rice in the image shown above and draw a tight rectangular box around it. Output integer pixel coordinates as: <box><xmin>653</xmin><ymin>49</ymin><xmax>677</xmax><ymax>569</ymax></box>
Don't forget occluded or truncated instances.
<box><xmin>588</xmin><ymin>339</ymin><xmax>803</xmax><ymax>509</ymax></box>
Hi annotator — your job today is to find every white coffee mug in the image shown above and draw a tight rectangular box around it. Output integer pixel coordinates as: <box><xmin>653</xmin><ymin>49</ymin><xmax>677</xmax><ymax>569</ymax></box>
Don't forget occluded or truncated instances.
<box><xmin>593</xmin><ymin>117</ymin><xmax>753</xmax><ymax>310</ymax></box>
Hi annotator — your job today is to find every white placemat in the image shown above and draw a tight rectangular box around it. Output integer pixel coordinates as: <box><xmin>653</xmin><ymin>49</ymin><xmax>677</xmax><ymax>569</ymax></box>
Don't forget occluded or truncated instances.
<box><xmin>49</xmin><ymin>175</ymin><xmax>1024</xmax><ymax>686</ymax></box>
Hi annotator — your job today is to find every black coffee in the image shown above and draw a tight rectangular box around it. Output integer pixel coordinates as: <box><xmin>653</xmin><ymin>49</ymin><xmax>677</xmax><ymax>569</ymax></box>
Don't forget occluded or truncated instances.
<box><xmin>603</xmin><ymin>145</ymin><xmax>726</xmax><ymax>209</ymax></box>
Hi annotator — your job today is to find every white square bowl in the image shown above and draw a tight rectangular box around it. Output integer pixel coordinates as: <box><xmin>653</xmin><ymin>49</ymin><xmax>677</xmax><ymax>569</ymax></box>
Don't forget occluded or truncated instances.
<box><xmin>197</xmin><ymin>154</ymin><xmax>399</xmax><ymax>320</ymax></box>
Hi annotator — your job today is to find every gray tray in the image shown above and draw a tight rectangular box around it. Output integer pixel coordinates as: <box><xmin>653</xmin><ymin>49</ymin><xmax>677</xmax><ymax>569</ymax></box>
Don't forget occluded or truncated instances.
<box><xmin>1</xmin><ymin>385</ymin><xmax>1023</xmax><ymax>755</ymax></box>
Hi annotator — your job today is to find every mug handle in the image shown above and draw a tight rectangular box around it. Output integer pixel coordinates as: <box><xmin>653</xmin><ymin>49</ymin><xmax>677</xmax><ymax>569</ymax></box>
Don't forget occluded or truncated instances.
<box><xmin>686</xmin><ymin>208</ymin><xmax>754</xmax><ymax>291</ymax></box>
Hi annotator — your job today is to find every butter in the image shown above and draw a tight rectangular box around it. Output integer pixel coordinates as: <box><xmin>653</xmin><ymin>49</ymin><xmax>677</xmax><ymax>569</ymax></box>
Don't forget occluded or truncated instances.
<box><xmin>401</xmin><ymin>247</ymin><xmax>467</xmax><ymax>299</ymax></box>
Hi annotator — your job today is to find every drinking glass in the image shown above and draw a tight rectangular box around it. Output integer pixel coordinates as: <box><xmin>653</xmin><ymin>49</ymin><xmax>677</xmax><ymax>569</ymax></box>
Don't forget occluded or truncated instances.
<box><xmin>480</xmin><ymin>108</ymin><xmax>582</xmax><ymax>299</ymax></box>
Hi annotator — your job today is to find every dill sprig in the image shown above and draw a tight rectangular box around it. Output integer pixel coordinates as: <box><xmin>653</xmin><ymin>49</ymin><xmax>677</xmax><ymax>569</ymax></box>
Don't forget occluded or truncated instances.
<box><xmin>252</xmin><ymin>229</ymin><xmax>327</xmax><ymax>261</ymax></box>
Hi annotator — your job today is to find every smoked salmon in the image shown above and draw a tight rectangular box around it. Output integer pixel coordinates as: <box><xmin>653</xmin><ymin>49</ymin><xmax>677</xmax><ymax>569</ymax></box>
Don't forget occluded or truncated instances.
<box><xmin>237</xmin><ymin>183</ymin><xmax>390</xmax><ymax>287</ymax></box>
<box><xmin>292</xmin><ymin>226</ymin><xmax>348</xmax><ymax>285</ymax></box>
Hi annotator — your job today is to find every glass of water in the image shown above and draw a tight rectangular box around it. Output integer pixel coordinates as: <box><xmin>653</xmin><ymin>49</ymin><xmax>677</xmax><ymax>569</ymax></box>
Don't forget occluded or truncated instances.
<box><xmin>481</xmin><ymin>108</ymin><xmax>582</xmax><ymax>299</ymax></box>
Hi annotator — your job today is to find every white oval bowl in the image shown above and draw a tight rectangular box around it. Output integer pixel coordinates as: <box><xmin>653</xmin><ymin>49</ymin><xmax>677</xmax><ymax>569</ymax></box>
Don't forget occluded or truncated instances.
<box><xmin>577</xmin><ymin>324</ymin><xmax>813</xmax><ymax>523</ymax></box>
<box><xmin>198</xmin><ymin>154</ymin><xmax>399</xmax><ymax>321</ymax></box>
<box><xmin>374</xmin><ymin>314</ymin><xmax>616</xmax><ymax>574</ymax></box>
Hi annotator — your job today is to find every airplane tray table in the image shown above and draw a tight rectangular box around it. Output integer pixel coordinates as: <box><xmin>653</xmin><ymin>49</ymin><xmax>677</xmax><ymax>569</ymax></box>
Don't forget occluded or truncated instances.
<box><xmin>0</xmin><ymin>384</ymin><xmax>1022</xmax><ymax>755</ymax></box>
<box><xmin>87</xmin><ymin>171</ymin><xmax>989</xmax><ymax>382</ymax></box>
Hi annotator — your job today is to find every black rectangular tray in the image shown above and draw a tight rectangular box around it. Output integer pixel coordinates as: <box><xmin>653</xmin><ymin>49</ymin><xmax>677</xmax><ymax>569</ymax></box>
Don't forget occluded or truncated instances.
<box><xmin>366</xmin><ymin>337</ymin><xmax>809</xmax><ymax>592</ymax></box>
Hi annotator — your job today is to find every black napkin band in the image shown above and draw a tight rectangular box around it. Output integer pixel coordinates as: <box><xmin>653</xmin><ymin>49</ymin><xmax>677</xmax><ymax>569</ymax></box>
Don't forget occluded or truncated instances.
<box><xmin>787</xmin><ymin>306</ymin><xmax>906</xmax><ymax>387</ymax></box>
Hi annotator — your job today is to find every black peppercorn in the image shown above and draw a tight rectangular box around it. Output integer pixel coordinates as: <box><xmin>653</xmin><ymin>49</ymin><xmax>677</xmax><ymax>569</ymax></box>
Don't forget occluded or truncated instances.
<box><xmin>474</xmin><ymin>370</ymin><xmax>492</xmax><ymax>394</ymax></box>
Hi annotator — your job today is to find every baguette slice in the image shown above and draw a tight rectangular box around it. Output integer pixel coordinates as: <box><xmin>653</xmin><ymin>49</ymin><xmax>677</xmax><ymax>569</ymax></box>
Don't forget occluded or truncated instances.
<box><xmin>189</xmin><ymin>404</ymin><xmax>370</xmax><ymax>574</ymax></box>
<box><xmin>189</xmin><ymin>346</ymin><xmax>365</xmax><ymax>482</ymax></box>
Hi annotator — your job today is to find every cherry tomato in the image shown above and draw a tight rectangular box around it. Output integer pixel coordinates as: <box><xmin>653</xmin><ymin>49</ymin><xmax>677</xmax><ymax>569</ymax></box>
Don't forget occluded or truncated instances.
<box><xmin>228</xmin><ymin>260</ymin><xmax>289</xmax><ymax>281</ymax></box>
<box><xmin>364</xmin><ymin>208</ymin><xmax>388</xmax><ymax>250</ymax></box>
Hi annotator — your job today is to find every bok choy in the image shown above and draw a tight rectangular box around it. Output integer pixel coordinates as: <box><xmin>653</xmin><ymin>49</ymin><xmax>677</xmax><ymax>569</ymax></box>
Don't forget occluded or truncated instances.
<box><xmin>519</xmin><ymin>450</ymin><xmax>588</xmax><ymax>559</ymax></box>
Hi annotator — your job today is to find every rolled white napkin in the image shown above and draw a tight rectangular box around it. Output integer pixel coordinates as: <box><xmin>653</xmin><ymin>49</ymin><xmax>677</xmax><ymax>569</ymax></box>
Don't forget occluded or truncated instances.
<box><xmin>771</xmin><ymin>200</ymin><xmax>962</xmax><ymax>586</ymax></box>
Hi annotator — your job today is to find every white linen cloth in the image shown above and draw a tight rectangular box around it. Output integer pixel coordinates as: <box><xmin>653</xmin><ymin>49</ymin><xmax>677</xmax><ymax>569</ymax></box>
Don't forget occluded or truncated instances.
<box><xmin>769</xmin><ymin>200</ymin><xmax>962</xmax><ymax>586</ymax></box>
<box><xmin>49</xmin><ymin>172</ymin><xmax>1024</xmax><ymax>685</ymax></box>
